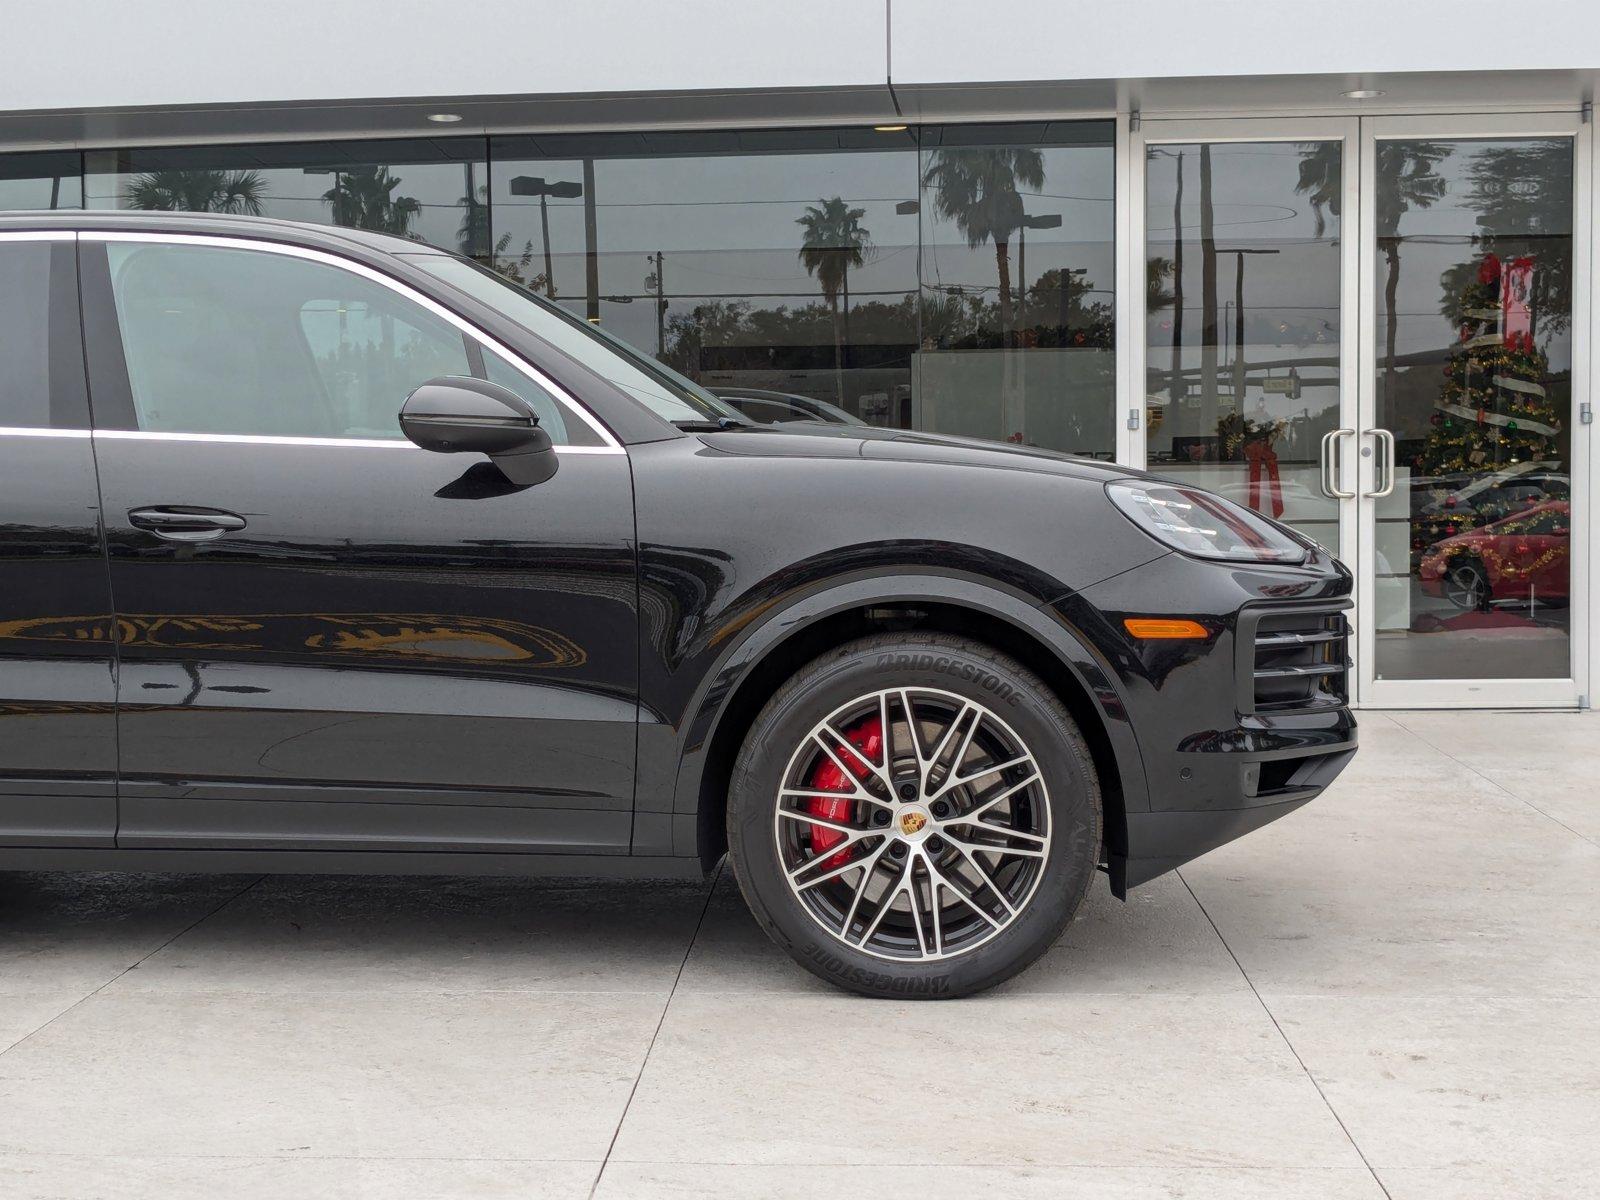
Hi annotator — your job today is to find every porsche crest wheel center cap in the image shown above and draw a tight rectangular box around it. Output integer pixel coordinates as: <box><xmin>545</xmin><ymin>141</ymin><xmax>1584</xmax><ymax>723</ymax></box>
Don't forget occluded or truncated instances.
<box><xmin>898</xmin><ymin>807</ymin><xmax>930</xmax><ymax>838</ymax></box>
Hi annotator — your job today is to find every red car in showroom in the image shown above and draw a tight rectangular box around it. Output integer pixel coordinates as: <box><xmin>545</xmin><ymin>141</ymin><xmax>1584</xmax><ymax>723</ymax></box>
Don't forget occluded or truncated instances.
<box><xmin>1419</xmin><ymin>500</ymin><xmax>1570</xmax><ymax>610</ymax></box>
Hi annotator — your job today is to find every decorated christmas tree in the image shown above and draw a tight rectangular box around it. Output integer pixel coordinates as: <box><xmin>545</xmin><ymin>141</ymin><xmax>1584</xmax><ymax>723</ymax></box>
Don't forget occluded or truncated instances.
<box><xmin>1411</xmin><ymin>252</ymin><xmax>1563</xmax><ymax>549</ymax></box>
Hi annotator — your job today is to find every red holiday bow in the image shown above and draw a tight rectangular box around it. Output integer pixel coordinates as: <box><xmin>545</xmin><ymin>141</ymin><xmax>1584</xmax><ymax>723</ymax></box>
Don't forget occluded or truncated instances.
<box><xmin>1244</xmin><ymin>439</ymin><xmax>1284</xmax><ymax>519</ymax></box>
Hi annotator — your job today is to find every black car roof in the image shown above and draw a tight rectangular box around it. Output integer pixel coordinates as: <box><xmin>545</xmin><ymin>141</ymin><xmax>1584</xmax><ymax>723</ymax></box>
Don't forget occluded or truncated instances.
<box><xmin>0</xmin><ymin>209</ymin><xmax>433</xmax><ymax>258</ymax></box>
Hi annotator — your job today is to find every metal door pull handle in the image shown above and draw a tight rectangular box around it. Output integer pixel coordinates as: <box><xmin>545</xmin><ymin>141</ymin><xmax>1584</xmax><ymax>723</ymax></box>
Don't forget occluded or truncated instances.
<box><xmin>1368</xmin><ymin>428</ymin><xmax>1396</xmax><ymax>498</ymax></box>
<box><xmin>127</xmin><ymin>506</ymin><xmax>248</xmax><ymax>541</ymax></box>
<box><xmin>1319</xmin><ymin>428</ymin><xmax>1355</xmax><ymax>499</ymax></box>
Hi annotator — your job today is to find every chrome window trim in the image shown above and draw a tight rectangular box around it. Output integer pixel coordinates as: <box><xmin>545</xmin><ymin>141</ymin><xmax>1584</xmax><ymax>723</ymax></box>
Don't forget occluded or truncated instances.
<box><xmin>79</xmin><ymin>230</ymin><xmax>625</xmax><ymax>455</ymax></box>
<box><xmin>0</xmin><ymin>426</ymin><xmax>91</xmax><ymax>438</ymax></box>
<box><xmin>89</xmin><ymin>429</ymin><xmax>618</xmax><ymax>454</ymax></box>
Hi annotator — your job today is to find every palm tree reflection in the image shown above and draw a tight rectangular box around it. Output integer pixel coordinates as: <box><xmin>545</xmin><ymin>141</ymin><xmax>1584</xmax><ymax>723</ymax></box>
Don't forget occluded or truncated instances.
<box><xmin>125</xmin><ymin>169</ymin><xmax>267</xmax><ymax>215</ymax></box>
<box><xmin>796</xmin><ymin>197</ymin><xmax>873</xmax><ymax>406</ymax></box>
<box><xmin>922</xmin><ymin>148</ymin><xmax>1045</xmax><ymax>347</ymax></box>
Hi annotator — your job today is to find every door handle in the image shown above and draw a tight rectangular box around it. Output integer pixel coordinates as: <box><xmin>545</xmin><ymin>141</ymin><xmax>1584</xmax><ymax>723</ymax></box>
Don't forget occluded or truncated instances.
<box><xmin>127</xmin><ymin>506</ymin><xmax>248</xmax><ymax>542</ymax></box>
<box><xmin>1319</xmin><ymin>428</ymin><xmax>1355</xmax><ymax>499</ymax></box>
<box><xmin>1368</xmin><ymin>428</ymin><xmax>1396</xmax><ymax>498</ymax></box>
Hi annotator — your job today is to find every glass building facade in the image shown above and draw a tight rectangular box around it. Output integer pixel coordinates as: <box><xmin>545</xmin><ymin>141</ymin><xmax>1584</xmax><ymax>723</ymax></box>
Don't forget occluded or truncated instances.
<box><xmin>0</xmin><ymin>122</ymin><xmax>1117</xmax><ymax>456</ymax></box>
<box><xmin>1</xmin><ymin>111</ymin><xmax>1591</xmax><ymax>707</ymax></box>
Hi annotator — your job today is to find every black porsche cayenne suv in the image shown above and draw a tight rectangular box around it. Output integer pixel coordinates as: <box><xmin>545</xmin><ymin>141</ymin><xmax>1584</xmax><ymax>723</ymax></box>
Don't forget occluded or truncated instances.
<box><xmin>0</xmin><ymin>213</ymin><xmax>1355</xmax><ymax>998</ymax></box>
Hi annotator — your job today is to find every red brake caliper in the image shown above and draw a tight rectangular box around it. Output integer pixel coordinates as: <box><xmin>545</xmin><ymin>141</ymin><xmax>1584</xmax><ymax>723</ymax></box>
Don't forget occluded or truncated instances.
<box><xmin>806</xmin><ymin>715</ymin><xmax>883</xmax><ymax>869</ymax></box>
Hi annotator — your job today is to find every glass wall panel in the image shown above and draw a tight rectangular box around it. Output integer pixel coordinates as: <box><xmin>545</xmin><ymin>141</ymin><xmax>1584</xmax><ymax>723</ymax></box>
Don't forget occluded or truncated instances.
<box><xmin>489</xmin><ymin>128</ymin><xmax>922</xmax><ymax>426</ymax></box>
<box><xmin>919</xmin><ymin>123</ymin><xmax>1116</xmax><ymax>456</ymax></box>
<box><xmin>1372</xmin><ymin>137</ymin><xmax>1573</xmax><ymax>681</ymax></box>
<box><xmin>83</xmin><ymin>139</ymin><xmax>489</xmax><ymax>257</ymax></box>
<box><xmin>1144</xmin><ymin>140</ymin><xmax>1345</xmax><ymax>554</ymax></box>
<box><xmin>4</xmin><ymin>123</ymin><xmax>1117</xmax><ymax>452</ymax></box>
<box><xmin>489</xmin><ymin>123</ymin><xmax>1116</xmax><ymax>449</ymax></box>
<box><xmin>0</xmin><ymin>151</ymin><xmax>82</xmax><ymax>210</ymax></box>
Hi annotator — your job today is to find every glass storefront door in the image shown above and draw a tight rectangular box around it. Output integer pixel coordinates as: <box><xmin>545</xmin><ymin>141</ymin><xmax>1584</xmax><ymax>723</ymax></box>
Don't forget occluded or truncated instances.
<box><xmin>1136</xmin><ymin>115</ymin><xmax>1588</xmax><ymax>706</ymax></box>
<box><xmin>1358</xmin><ymin>116</ymin><xmax>1587</xmax><ymax>707</ymax></box>
<box><xmin>1134</xmin><ymin>118</ymin><xmax>1360</xmax><ymax>566</ymax></box>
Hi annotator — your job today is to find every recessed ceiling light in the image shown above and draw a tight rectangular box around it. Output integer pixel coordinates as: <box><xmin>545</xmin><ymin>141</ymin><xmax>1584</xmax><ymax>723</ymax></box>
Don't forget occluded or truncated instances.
<box><xmin>427</xmin><ymin>112</ymin><xmax>464</xmax><ymax>123</ymax></box>
<box><xmin>1341</xmin><ymin>89</ymin><xmax>1384</xmax><ymax>99</ymax></box>
<box><xmin>874</xmin><ymin>124</ymin><xmax>908</xmax><ymax>132</ymax></box>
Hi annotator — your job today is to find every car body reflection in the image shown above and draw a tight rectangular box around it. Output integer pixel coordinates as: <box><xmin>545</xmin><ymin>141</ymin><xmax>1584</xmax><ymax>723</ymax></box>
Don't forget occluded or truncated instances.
<box><xmin>1419</xmin><ymin>500</ymin><xmax>1570</xmax><ymax>611</ymax></box>
<box><xmin>0</xmin><ymin>612</ymin><xmax>587</xmax><ymax>668</ymax></box>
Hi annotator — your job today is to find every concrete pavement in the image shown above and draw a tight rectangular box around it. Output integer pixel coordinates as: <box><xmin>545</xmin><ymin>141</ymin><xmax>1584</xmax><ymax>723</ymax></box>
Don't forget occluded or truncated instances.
<box><xmin>1</xmin><ymin>710</ymin><xmax>1595</xmax><ymax>1199</ymax></box>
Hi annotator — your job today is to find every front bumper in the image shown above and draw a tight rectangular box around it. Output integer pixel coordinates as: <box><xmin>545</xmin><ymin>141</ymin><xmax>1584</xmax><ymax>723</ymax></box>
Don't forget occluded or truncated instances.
<box><xmin>1053</xmin><ymin>549</ymin><xmax>1357</xmax><ymax>896</ymax></box>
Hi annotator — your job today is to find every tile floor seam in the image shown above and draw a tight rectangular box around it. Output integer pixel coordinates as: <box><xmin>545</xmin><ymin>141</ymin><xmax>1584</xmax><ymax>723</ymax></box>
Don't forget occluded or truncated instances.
<box><xmin>1389</xmin><ymin>712</ymin><xmax>1600</xmax><ymax>849</ymax></box>
<box><xmin>0</xmin><ymin>874</ymin><xmax>264</xmax><ymax>1061</ymax></box>
<box><xmin>587</xmin><ymin>860</ymin><xmax>723</xmax><ymax>1200</ymax></box>
<box><xmin>88</xmin><ymin>987</ymin><xmax>693</xmax><ymax>999</ymax></box>
<box><xmin>595</xmin><ymin>1158</ymin><xmax>1393</xmax><ymax>1170</ymax></box>
<box><xmin>1253</xmin><ymin>991</ymin><xmax>1600</xmax><ymax>1002</ymax></box>
<box><xmin>668</xmin><ymin>987</ymin><xmax>1251</xmax><ymax>999</ymax></box>
<box><xmin>0</xmin><ymin>1150</ymin><xmax>603</xmax><ymax>1164</ymax></box>
<box><xmin>1176</xmin><ymin>868</ymin><xmax>1396</xmax><ymax>1200</ymax></box>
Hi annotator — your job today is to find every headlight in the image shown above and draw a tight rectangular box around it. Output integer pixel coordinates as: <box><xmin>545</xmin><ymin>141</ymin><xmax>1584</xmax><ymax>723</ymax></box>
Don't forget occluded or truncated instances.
<box><xmin>1106</xmin><ymin>480</ymin><xmax>1307</xmax><ymax>565</ymax></box>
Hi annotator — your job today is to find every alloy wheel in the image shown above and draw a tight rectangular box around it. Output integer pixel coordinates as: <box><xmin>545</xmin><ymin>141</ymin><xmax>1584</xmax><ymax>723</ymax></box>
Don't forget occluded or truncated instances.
<box><xmin>773</xmin><ymin>686</ymin><xmax>1050</xmax><ymax>962</ymax></box>
<box><xmin>1444</xmin><ymin>562</ymin><xmax>1489</xmax><ymax>610</ymax></box>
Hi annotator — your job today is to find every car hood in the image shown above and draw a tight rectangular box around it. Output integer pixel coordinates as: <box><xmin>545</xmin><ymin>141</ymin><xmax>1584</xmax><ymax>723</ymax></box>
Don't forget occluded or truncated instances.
<box><xmin>694</xmin><ymin>422</ymin><xmax>1153</xmax><ymax>486</ymax></box>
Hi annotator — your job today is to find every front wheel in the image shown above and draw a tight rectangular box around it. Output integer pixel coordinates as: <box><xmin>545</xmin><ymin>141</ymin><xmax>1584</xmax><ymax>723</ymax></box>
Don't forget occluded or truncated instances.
<box><xmin>1443</xmin><ymin>558</ymin><xmax>1491</xmax><ymax>611</ymax></box>
<box><xmin>727</xmin><ymin>633</ymin><xmax>1101</xmax><ymax>999</ymax></box>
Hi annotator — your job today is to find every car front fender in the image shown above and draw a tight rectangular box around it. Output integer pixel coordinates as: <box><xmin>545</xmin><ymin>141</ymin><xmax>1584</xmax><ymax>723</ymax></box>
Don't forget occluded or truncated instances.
<box><xmin>630</xmin><ymin>570</ymin><xmax>1150</xmax><ymax>862</ymax></box>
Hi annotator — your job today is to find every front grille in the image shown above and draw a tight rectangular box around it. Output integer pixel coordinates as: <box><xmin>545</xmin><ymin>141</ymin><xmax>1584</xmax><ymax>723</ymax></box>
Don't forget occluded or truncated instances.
<box><xmin>1237</xmin><ymin>604</ymin><xmax>1350</xmax><ymax>714</ymax></box>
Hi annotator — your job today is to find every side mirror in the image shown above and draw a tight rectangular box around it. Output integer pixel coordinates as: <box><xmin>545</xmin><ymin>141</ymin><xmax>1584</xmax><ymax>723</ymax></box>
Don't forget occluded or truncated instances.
<box><xmin>400</xmin><ymin>377</ymin><xmax>558</xmax><ymax>486</ymax></box>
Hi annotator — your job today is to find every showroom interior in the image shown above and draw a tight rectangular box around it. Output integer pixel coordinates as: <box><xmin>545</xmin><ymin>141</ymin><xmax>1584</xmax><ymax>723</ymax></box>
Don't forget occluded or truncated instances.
<box><xmin>0</xmin><ymin>1</ymin><xmax>1593</xmax><ymax>711</ymax></box>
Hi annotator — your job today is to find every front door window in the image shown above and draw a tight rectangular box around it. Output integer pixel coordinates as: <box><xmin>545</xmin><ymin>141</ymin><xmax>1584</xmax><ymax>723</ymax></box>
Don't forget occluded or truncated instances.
<box><xmin>105</xmin><ymin>241</ymin><xmax>472</xmax><ymax>439</ymax></box>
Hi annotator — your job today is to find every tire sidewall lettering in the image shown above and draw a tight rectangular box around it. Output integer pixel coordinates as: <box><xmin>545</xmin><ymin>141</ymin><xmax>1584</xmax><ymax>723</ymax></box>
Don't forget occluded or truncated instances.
<box><xmin>798</xmin><ymin>941</ymin><xmax>952</xmax><ymax>996</ymax></box>
<box><xmin>874</xmin><ymin>651</ymin><xmax>1021</xmax><ymax>707</ymax></box>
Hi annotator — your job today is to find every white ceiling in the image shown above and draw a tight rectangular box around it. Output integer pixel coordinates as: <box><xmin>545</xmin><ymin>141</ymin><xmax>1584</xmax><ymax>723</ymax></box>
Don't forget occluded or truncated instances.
<box><xmin>1</xmin><ymin>0</ymin><xmax>1594</xmax><ymax>151</ymax></box>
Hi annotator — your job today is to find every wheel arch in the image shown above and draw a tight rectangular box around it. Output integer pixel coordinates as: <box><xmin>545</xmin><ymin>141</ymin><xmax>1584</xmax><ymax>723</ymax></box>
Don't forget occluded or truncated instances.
<box><xmin>670</xmin><ymin>574</ymin><xmax>1148</xmax><ymax>878</ymax></box>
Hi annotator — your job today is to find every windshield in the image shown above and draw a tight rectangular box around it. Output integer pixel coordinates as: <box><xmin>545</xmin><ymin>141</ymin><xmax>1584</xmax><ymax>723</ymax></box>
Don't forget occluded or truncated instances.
<box><xmin>404</xmin><ymin>253</ymin><xmax>744</xmax><ymax>426</ymax></box>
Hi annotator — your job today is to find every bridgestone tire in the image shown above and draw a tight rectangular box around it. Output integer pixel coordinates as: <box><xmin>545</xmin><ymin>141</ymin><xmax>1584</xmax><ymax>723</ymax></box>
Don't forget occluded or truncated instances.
<box><xmin>727</xmin><ymin>632</ymin><xmax>1101</xmax><ymax>999</ymax></box>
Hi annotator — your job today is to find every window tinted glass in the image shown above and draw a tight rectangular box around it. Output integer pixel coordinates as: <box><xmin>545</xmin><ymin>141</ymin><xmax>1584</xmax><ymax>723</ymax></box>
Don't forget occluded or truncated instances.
<box><xmin>740</xmin><ymin>398</ymin><xmax>802</xmax><ymax>424</ymax></box>
<box><xmin>0</xmin><ymin>242</ymin><xmax>53</xmax><ymax>427</ymax></box>
<box><xmin>408</xmin><ymin>252</ymin><xmax>738</xmax><ymax>424</ymax></box>
<box><xmin>106</xmin><ymin>241</ymin><xmax>469</xmax><ymax>438</ymax></box>
<box><xmin>297</xmin><ymin>288</ymin><xmax>469</xmax><ymax>438</ymax></box>
<box><xmin>481</xmin><ymin>345</ymin><xmax>573</xmax><ymax>445</ymax></box>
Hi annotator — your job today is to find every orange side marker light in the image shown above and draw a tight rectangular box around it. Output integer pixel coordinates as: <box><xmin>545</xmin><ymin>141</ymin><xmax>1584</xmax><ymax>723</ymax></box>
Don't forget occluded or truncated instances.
<box><xmin>1123</xmin><ymin>617</ymin><xmax>1210</xmax><ymax>640</ymax></box>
